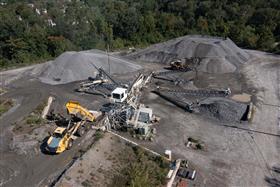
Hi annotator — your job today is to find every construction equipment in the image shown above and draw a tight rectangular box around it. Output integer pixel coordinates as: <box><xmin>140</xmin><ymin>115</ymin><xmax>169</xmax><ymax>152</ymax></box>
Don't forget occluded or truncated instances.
<box><xmin>169</xmin><ymin>57</ymin><xmax>200</xmax><ymax>70</ymax></box>
<box><xmin>46</xmin><ymin>120</ymin><xmax>86</xmax><ymax>153</ymax></box>
<box><xmin>111</xmin><ymin>87</ymin><xmax>128</xmax><ymax>103</ymax></box>
<box><xmin>77</xmin><ymin>63</ymin><xmax>150</xmax><ymax>105</ymax></box>
<box><xmin>77</xmin><ymin>67</ymin><xmax>109</xmax><ymax>92</ymax></box>
<box><xmin>99</xmin><ymin>72</ymin><xmax>157</xmax><ymax>139</ymax></box>
<box><xmin>153</xmin><ymin>90</ymin><xmax>196</xmax><ymax>112</ymax></box>
<box><xmin>78</xmin><ymin>67</ymin><xmax>133</xmax><ymax>98</ymax></box>
<box><xmin>128</xmin><ymin>105</ymin><xmax>159</xmax><ymax>136</ymax></box>
<box><xmin>111</xmin><ymin>73</ymin><xmax>147</xmax><ymax>106</ymax></box>
<box><xmin>152</xmin><ymin>69</ymin><xmax>192</xmax><ymax>85</ymax></box>
<box><xmin>105</xmin><ymin>103</ymin><xmax>159</xmax><ymax>138</ymax></box>
<box><xmin>78</xmin><ymin>79</ymin><xmax>109</xmax><ymax>92</ymax></box>
<box><xmin>126</xmin><ymin>73</ymin><xmax>146</xmax><ymax>105</ymax></box>
<box><xmin>177</xmin><ymin>167</ymin><xmax>197</xmax><ymax>180</ymax></box>
<box><xmin>106</xmin><ymin>73</ymin><xmax>154</xmax><ymax>133</ymax></box>
<box><xmin>157</xmin><ymin>87</ymin><xmax>231</xmax><ymax>97</ymax></box>
<box><xmin>153</xmin><ymin>87</ymin><xmax>231</xmax><ymax>112</ymax></box>
<box><xmin>46</xmin><ymin>101</ymin><xmax>101</xmax><ymax>154</ymax></box>
<box><xmin>154</xmin><ymin>69</ymin><xmax>192</xmax><ymax>77</ymax></box>
<box><xmin>77</xmin><ymin>67</ymin><xmax>121</xmax><ymax>95</ymax></box>
<box><xmin>98</xmin><ymin>67</ymin><xmax>120</xmax><ymax>86</ymax></box>
<box><xmin>66</xmin><ymin>101</ymin><xmax>98</xmax><ymax>122</ymax></box>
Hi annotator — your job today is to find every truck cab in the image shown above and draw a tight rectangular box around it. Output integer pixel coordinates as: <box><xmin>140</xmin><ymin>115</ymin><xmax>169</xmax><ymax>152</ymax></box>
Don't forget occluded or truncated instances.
<box><xmin>46</xmin><ymin>127</ymin><xmax>70</xmax><ymax>153</ymax></box>
<box><xmin>111</xmin><ymin>87</ymin><xmax>128</xmax><ymax>103</ymax></box>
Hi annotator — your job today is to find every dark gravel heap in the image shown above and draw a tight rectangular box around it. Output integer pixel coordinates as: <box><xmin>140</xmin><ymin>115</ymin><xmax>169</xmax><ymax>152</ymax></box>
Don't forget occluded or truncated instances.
<box><xmin>199</xmin><ymin>98</ymin><xmax>248</xmax><ymax>122</ymax></box>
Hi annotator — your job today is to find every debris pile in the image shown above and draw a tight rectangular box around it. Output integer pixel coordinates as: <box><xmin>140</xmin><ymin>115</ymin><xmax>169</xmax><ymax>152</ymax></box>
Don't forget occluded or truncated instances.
<box><xmin>128</xmin><ymin>35</ymin><xmax>249</xmax><ymax>73</ymax></box>
<box><xmin>199</xmin><ymin>97</ymin><xmax>248</xmax><ymax>122</ymax></box>
<box><xmin>153</xmin><ymin>87</ymin><xmax>248</xmax><ymax>122</ymax></box>
<box><xmin>33</xmin><ymin>50</ymin><xmax>142</xmax><ymax>85</ymax></box>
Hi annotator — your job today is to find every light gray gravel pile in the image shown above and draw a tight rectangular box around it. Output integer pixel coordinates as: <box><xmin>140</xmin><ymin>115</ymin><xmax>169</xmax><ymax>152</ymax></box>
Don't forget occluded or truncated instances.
<box><xmin>32</xmin><ymin>50</ymin><xmax>142</xmax><ymax>85</ymax></box>
<box><xmin>128</xmin><ymin>35</ymin><xmax>250</xmax><ymax>73</ymax></box>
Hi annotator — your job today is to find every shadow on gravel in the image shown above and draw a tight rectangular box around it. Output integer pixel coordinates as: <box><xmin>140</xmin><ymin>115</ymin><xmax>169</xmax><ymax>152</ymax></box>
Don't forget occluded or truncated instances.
<box><xmin>266</xmin><ymin>53</ymin><xmax>280</xmax><ymax>58</ymax></box>
<box><xmin>164</xmin><ymin>67</ymin><xmax>174</xmax><ymax>70</ymax></box>
<box><xmin>265</xmin><ymin>176</ymin><xmax>280</xmax><ymax>187</ymax></box>
<box><xmin>272</xmin><ymin>166</ymin><xmax>280</xmax><ymax>174</ymax></box>
<box><xmin>40</xmin><ymin>137</ymin><xmax>57</xmax><ymax>155</ymax></box>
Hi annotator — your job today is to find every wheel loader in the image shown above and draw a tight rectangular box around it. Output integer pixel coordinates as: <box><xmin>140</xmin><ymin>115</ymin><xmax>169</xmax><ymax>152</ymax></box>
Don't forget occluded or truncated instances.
<box><xmin>46</xmin><ymin>101</ymin><xmax>101</xmax><ymax>154</ymax></box>
<box><xmin>169</xmin><ymin>57</ymin><xmax>201</xmax><ymax>70</ymax></box>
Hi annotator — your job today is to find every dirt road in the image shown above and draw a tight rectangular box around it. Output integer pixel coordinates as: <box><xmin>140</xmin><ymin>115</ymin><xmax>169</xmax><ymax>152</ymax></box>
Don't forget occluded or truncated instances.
<box><xmin>0</xmin><ymin>71</ymin><xmax>105</xmax><ymax>186</ymax></box>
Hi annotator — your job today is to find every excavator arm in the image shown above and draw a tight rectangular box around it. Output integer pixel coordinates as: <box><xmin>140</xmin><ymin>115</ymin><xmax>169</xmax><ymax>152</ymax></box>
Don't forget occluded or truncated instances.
<box><xmin>66</xmin><ymin>101</ymin><xmax>96</xmax><ymax>122</ymax></box>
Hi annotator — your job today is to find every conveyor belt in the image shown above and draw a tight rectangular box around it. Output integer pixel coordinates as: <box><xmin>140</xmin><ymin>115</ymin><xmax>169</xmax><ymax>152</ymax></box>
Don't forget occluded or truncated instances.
<box><xmin>153</xmin><ymin>68</ymin><xmax>192</xmax><ymax>77</ymax></box>
<box><xmin>158</xmin><ymin>88</ymin><xmax>231</xmax><ymax>97</ymax></box>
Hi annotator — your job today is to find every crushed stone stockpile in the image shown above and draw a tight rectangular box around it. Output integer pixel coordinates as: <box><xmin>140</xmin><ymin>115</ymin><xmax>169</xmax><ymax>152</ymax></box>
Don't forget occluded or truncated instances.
<box><xmin>128</xmin><ymin>35</ymin><xmax>250</xmax><ymax>73</ymax></box>
<box><xmin>32</xmin><ymin>50</ymin><xmax>142</xmax><ymax>85</ymax></box>
<box><xmin>199</xmin><ymin>97</ymin><xmax>248</xmax><ymax>122</ymax></box>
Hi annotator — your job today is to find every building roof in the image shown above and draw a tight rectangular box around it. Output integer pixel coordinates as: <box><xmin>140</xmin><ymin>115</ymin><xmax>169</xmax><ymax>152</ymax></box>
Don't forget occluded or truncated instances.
<box><xmin>139</xmin><ymin>107</ymin><xmax>153</xmax><ymax>115</ymax></box>
<box><xmin>112</xmin><ymin>87</ymin><xmax>127</xmax><ymax>94</ymax></box>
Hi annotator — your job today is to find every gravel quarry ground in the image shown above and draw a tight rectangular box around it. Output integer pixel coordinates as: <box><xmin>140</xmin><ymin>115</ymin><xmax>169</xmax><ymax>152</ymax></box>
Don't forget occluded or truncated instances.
<box><xmin>0</xmin><ymin>35</ymin><xmax>279</xmax><ymax>187</ymax></box>
<box><xmin>136</xmin><ymin>49</ymin><xmax>280</xmax><ymax>187</ymax></box>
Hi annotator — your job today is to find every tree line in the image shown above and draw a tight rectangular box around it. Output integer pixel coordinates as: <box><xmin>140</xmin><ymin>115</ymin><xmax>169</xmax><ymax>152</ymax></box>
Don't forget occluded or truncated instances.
<box><xmin>0</xmin><ymin>0</ymin><xmax>280</xmax><ymax>67</ymax></box>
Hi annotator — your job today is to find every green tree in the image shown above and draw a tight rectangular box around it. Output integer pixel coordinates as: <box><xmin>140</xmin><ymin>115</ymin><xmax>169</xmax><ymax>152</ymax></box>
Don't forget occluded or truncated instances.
<box><xmin>47</xmin><ymin>36</ymin><xmax>76</xmax><ymax>57</ymax></box>
<box><xmin>1</xmin><ymin>0</ymin><xmax>280</xmax><ymax>67</ymax></box>
<box><xmin>197</xmin><ymin>16</ymin><xmax>209</xmax><ymax>34</ymax></box>
<box><xmin>257</xmin><ymin>26</ymin><xmax>275</xmax><ymax>50</ymax></box>
<box><xmin>241</xmin><ymin>26</ymin><xmax>259</xmax><ymax>48</ymax></box>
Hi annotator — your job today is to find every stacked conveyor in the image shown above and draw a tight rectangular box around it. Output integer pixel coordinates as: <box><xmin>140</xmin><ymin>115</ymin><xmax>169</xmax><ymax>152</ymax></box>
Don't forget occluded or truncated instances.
<box><xmin>158</xmin><ymin>88</ymin><xmax>231</xmax><ymax>97</ymax></box>
<box><xmin>153</xmin><ymin>87</ymin><xmax>231</xmax><ymax>112</ymax></box>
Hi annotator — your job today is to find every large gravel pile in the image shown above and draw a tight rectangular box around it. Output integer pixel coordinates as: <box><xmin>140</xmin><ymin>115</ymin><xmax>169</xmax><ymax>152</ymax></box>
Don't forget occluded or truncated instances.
<box><xmin>128</xmin><ymin>35</ymin><xmax>250</xmax><ymax>73</ymax></box>
<box><xmin>199</xmin><ymin>97</ymin><xmax>248</xmax><ymax>122</ymax></box>
<box><xmin>32</xmin><ymin>50</ymin><xmax>142</xmax><ymax>85</ymax></box>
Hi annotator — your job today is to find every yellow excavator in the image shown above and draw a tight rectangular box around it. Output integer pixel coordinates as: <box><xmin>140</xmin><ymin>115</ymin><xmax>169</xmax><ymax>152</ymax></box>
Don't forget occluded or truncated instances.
<box><xmin>46</xmin><ymin>101</ymin><xmax>101</xmax><ymax>154</ymax></box>
<box><xmin>169</xmin><ymin>57</ymin><xmax>201</xmax><ymax>70</ymax></box>
<box><xmin>66</xmin><ymin>101</ymin><xmax>97</xmax><ymax>122</ymax></box>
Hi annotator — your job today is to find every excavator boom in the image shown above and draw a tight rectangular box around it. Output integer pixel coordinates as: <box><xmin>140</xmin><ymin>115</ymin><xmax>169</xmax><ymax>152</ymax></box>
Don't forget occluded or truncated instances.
<box><xmin>66</xmin><ymin>101</ymin><xmax>96</xmax><ymax>122</ymax></box>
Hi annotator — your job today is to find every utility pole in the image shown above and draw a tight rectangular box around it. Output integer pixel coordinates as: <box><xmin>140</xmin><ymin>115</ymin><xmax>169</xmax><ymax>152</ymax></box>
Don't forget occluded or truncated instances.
<box><xmin>107</xmin><ymin>44</ymin><xmax>110</xmax><ymax>75</ymax></box>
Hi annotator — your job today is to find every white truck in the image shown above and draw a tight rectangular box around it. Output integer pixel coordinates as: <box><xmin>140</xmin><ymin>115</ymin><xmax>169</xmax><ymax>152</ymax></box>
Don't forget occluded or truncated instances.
<box><xmin>111</xmin><ymin>87</ymin><xmax>128</xmax><ymax>103</ymax></box>
<box><xmin>111</xmin><ymin>73</ymin><xmax>148</xmax><ymax>104</ymax></box>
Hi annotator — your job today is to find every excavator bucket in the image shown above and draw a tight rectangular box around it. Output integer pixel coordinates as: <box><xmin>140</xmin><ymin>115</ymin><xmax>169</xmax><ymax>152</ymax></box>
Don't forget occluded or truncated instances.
<box><xmin>66</xmin><ymin>101</ymin><xmax>96</xmax><ymax>122</ymax></box>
